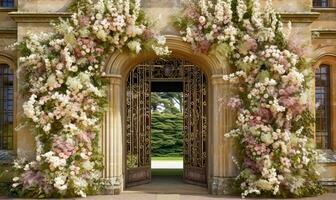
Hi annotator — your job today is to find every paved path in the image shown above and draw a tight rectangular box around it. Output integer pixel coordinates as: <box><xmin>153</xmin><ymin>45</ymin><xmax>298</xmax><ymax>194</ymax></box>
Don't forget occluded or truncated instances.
<box><xmin>151</xmin><ymin>160</ymin><xmax>183</xmax><ymax>169</ymax></box>
<box><xmin>1</xmin><ymin>175</ymin><xmax>335</xmax><ymax>199</ymax></box>
<box><xmin>1</xmin><ymin>192</ymin><xmax>336</xmax><ymax>200</ymax></box>
<box><xmin>83</xmin><ymin>193</ymin><xmax>336</xmax><ymax>200</ymax></box>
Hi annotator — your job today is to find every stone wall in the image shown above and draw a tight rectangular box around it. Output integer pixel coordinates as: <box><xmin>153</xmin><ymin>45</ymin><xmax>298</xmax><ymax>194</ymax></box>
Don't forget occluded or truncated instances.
<box><xmin>0</xmin><ymin>0</ymin><xmax>335</xmax><ymax>191</ymax></box>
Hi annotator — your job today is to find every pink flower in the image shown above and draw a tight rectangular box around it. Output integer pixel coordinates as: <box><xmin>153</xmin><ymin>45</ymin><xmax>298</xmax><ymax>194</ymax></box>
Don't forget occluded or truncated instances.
<box><xmin>73</xmin><ymin>47</ymin><xmax>83</xmax><ymax>58</ymax></box>
<box><xmin>288</xmin><ymin>36</ymin><xmax>304</xmax><ymax>56</ymax></box>
<box><xmin>279</xmin><ymin>96</ymin><xmax>296</xmax><ymax>107</ymax></box>
<box><xmin>184</xmin><ymin>7</ymin><xmax>199</xmax><ymax>20</ymax></box>
<box><xmin>279</xmin><ymin>85</ymin><xmax>298</xmax><ymax>96</ymax></box>
<box><xmin>143</xmin><ymin>29</ymin><xmax>155</xmax><ymax>40</ymax></box>
<box><xmin>79</xmin><ymin>16</ymin><xmax>90</xmax><ymax>26</ymax></box>
<box><xmin>52</xmin><ymin>137</ymin><xmax>76</xmax><ymax>159</ymax></box>
<box><xmin>88</xmin><ymin>55</ymin><xmax>97</xmax><ymax>63</ymax></box>
<box><xmin>255</xmin><ymin>108</ymin><xmax>273</xmax><ymax>122</ymax></box>
<box><xmin>227</xmin><ymin>97</ymin><xmax>242</xmax><ymax>108</ymax></box>
<box><xmin>95</xmin><ymin>47</ymin><xmax>104</xmax><ymax>54</ymax></box>
<box><xmin>22</xmin><ymin>170</ymin><xmax>43</xmax><ymax>188</ymax></box>
<box><xmin>240</xmin><ymin>37</ymin><xmax>258</xmax><ymax>54</ymax></box>
<box><xmin>279</xmin><ymin>56</ymin><xmax>290</xmax><ymax>70</ymax></box>
<box><xmin>197</xmin><ymin>40</ymin><xmax>211</xmax><ymax>53</ymax></box>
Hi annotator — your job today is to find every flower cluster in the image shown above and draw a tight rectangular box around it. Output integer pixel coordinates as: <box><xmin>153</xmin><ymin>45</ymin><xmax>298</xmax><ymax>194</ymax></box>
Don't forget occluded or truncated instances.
<box><xmin>176</xmin><ymin>0</ymin><xmax>322</xmax><ymax>198</ymax></box>
<box><xmin>12</xmin><ymin>0</ymin><xmax>169</xmax><ymax>198</ymax></box>
<box><xmin>176</xmin><ymin>0</ymin><xmax>238</xmax><ymax>53</ymax></box>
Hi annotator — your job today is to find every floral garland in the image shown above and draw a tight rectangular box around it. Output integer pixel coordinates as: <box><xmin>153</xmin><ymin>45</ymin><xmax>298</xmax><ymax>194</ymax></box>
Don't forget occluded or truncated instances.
<box><xmin>11</xmin><ymin>0</ymin><xmax>169</xmax><ymax>198</ymax></box>
<box><xmin>175</xmin><ymin>0</ymin><xmax>323</xmax><ymax>198</ymax></box>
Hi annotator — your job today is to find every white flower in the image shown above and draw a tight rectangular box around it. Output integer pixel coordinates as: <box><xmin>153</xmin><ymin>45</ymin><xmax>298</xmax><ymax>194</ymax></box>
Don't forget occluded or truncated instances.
<box><xmin>23</xmin><ymin>94</ymin><xmax>37</xmax><ymax>119</ymax></box>
<box><xmin>126</xmin><ymin>25</ymin><xmax>143</xmax><ymax>37</ymax></box>
<box><xmin>155</xmin><ymin>35</ymin><xmax>166</xmax><ymax>46</ymax></box>
<box><xmin>12</xmin><ymin>183</ymin><xmax>20</xmax><ymax>188</ymax></box>
<box><xmin>95</xmin><ymin>13</ymin><xmax>103</xmax><ymax>20</ymax></box>
<box><xmin>127</xmin><ymin>40</ymin><xmax>142</xmax><ymax>54</ymax></box>
<box><xmin>152</xmin><ymin>45</ymin><xmax>171</xmax><ymax>56</ymax></box>
<box><xmin>66</xmin><ymin>77</ymin><xmax>83</xmax><ymax>92</ymax></box>
<box><xmin>82</xmin><ymin>161</ymin><xmax>94</xmax><ymax>171</ymax></box>
<box><xmin>43</xmin><ymin>123</ymin><xmax>51</xmax><ymax>132</ymax></box>
<box><xmin>12</xmin><ymin>177</ymin><xmax>20</xmax><ymax>182</ymax></box>
<box><xmin>255</xmin><ymin>179</ymin><xmax>273</xmax><ymax>191</ymax></box>
<box><xmin>54</xmin><ymin>176</ymin><xmax>67</xmax><ymax>191</ymax></box>
<box><xmin>47</xmin><ymin>74</ymin><xmax>58</xmax><ymax>89</ymax></box>
<box><xmin>96</xmin><ymin>29</ymin><xmax>108</xmax><ymax>41</ymax></box>
<box><xmin>261</xmin><ymin>133</ymin><xmax>273</xmax><ymax>145</ymax></box>
<box><xmin>199</xmin><ymin>16</ymin><xmax>206</xmax><ymax>24</ymax></box>
<box><xmin>78</xmin><ymin>190</ymin><xmax>87</xmax><ymax>198</ymax></box>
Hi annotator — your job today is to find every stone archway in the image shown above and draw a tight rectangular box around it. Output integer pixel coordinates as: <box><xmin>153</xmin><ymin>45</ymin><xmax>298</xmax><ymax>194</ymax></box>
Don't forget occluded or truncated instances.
<box><xmin>124</xmin><ymin>58</ymin><xmax>208</xmax><ymax>187</ymax></box>
<box><xmin>101</xmin><ymin>35</ymin><xmax>237</xmax><ymax>194</ymax></box>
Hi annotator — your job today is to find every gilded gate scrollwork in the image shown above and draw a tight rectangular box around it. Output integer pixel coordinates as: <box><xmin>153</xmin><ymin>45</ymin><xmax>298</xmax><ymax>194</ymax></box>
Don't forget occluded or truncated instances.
<box><xmin>125</xmin><ymin>59</ymin><xmax>207</xmax><ymax>187</ymax></box>
<box><xmin>126</xmin><ymin>66</ymin><xmax>151</xmax><ymax>187</ymax></box>
<box><xmin>183</xmin><ymin>65</ymin><xmax>207</xmax><ymax>186</ymax></box>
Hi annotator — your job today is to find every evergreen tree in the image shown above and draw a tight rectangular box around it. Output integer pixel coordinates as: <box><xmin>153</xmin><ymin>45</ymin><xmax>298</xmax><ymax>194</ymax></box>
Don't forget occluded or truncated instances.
<box><xmin>151</xmin><ymin>92</ymin><xmax>183</xmax><ymax>157</ymax></box>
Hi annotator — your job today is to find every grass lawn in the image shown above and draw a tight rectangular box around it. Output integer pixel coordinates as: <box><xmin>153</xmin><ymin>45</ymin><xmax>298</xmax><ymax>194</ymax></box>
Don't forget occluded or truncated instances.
<box><xmin>151</xmin><ymin>157</ymin><xmax>183</xmax><ymax>161</ymax></box>
<box><xmin>151</xmin><ymin>168</ymin><xmax>183</xmax><ymax>176</ymax></box>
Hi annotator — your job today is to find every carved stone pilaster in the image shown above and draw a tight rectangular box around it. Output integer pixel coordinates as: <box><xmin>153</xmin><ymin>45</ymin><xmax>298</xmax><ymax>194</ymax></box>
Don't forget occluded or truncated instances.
<box><xmin>100</xmin><ymin>75</ymin><xmax>124</xmax><ymax>195</ymax></box>
<box><xmin>102</xmin><ymin>175</ymin><xmax>123</xmax><ymax>195</ymax></box>
<box><xmin>210</xmin><ymin>177</ymin><xmax>236</xmax><ymax>195</ymax></box>
<box><xmin>209</xmin><ymin>75</ymin><xmax>238</xmax><ymax>194</ymax></box>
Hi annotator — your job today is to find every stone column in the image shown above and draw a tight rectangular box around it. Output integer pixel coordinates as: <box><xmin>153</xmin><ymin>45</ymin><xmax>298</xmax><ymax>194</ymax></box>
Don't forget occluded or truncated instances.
<box><xmin>209</xmin><ymin>75</ymin><xmax>238</xmax><ymax>195</ymax></box>
<box><xmin>101</xmin><ymin>75</ymin><xmax>124</xmax><ymax>194</ymax></box>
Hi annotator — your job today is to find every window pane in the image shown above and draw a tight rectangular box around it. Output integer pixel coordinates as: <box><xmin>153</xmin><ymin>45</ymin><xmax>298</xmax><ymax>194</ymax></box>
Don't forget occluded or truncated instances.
<box><xmin>0</xmin><ymin>64</ymin><xmax>14</xmax><ymax>150</ymax></box>
<box><xmin>313</xmin><ymin>0</ymin><xmax>329</xmax><ymax>7</ymax></box>
<box><xmin>0</xmin><ymin>0</ymin><xmax>14</xmax><ymax>7</ymax></box>
<box><xmin>315</xmin><ymin>64</ymin><xmax>331</xmax><ymax>149</ymax></box>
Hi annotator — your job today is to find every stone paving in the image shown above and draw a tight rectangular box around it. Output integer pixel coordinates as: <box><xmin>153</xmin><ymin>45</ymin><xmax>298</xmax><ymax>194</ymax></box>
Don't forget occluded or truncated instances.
<box><xmin>83</xmin><ymin>193</ymin><xmax>336</xmax><ymax>200</ymax></box>
<box><xmin>1</xmin><ymin>175</ymin><xmax>335</xmax><ymax>199</ymax></box>
<box><xmin>2</xmin><ymin>193</ymin><xmax>335</xmax><ymax>200</ymax></box>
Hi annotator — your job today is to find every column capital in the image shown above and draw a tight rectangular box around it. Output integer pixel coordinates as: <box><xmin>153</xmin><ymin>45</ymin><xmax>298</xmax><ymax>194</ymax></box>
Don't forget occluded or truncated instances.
<box><xmin>103</xmin><ymin>74</ymin><xmax>122</xmax><ymax>85</ymax></box>
<box><xmin>211</xmin><ymin>75</ymin><xmax>229</xmax><ymax>86</ymax></box>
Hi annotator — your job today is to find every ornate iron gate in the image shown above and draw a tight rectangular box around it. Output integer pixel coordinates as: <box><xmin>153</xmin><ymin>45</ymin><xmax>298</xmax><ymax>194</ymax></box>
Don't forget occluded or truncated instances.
<box><xmin>125</xmin><ymin>66</ymin><xmax>152</xmax><ymax>187</ymax></box>
<box><xmin>125</xmin><ymin>59</ymin><xmax>207</xmax><ymax>187</ymax></box>
<box><xmin>183</xmin><ymin>65</ymin><xmax>207</xmax><ymax>186</ymax></box>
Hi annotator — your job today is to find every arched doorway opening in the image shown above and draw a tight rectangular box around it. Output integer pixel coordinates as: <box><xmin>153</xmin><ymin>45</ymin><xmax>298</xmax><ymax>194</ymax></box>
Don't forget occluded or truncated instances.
<box><xmin>125</xmin><ymin>58</ymin><xmax>208</xmax><ymax>188</ymax></box>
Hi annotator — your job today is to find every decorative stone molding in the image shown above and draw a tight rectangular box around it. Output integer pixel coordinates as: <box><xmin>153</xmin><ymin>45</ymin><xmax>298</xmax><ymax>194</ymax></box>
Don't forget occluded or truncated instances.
<box><xmin>0</xmin><ymin>28</ymin><xmax>17</xmax><ymax>38</ymax></box>
<box><xmin>312</xmin><ymin>29</ymin><xmax>336</xmax><ymax>39</ymax></box>
<box><xmin>105</xmin><ymin>35</ymin><xmax>226</xmax><ymax>76</ymax></box>
<box><xmin>280</xmin><ymin>12</ymin><xmax>320</xmax><ymax>23</ymax></box>
<box><xmin>312</xmin><ymin>7</ymin><xmax>336</xmax><ymax>13</ymax></box>
<box><xmin>210</xmin><ymin>177</ymin><xmax>236</xmax><ymax>195</ymax></box>
<box><xmin>102</xmin><ymin>176</ymin><xmax>123</xmax><ymax>195</ymax></box>
<box><xmin>0</xmin><ymin>8</ymin><xmax>17</xmax><ymax>13</ymax></box>
<box><xmin>8</xmin><ymin>12</ymin><xmax>71</xmax><ymax>23</ymax></box>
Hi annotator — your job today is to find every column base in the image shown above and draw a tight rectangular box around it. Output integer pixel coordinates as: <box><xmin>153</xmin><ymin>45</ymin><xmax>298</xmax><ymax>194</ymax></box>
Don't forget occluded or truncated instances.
<box><xmin>209</xmin><ymin>177</ymin><xmax>236</xmax><ymax>195</ymax></box>
<box><xmin>102</xmin><ymin>176</ymin><xmax>124</xmax><ymax>195</ymax></box>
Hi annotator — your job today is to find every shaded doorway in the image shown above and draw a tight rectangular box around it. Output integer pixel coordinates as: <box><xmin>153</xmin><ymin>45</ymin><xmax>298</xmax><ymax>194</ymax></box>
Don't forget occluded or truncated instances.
<box><xmin>125</xmin><ymin>58</ymin><xmax>208</xmax><ymax>188</ymax></box>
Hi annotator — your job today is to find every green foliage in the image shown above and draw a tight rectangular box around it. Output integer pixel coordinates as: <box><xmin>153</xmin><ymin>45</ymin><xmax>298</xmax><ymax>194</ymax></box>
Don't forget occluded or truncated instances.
<box><xmin>291</xmin><ymin>109</ymin><xmax>315</xmax><ymax>137</ymax></box>
<box><xmin>151</xmin><ymin>92</ymin><xmax>183</xmax><ymax>157</ymax></box>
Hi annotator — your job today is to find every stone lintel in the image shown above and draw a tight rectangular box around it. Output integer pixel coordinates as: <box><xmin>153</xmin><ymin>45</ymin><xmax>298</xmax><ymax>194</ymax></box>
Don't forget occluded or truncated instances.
<box><xmin>280</xmin><ymin>12</ymin><xmax>320</xmax><ymax>23</ymax></box>
<box><xmin>8</xmin><ymin>12</ymin><xmax>71</xmax><ymax>23</ymax></box>
<box><xmin>312</xmin><ymin>29</ymin><xmax>336</xmax><ymax>39</ymax></box>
